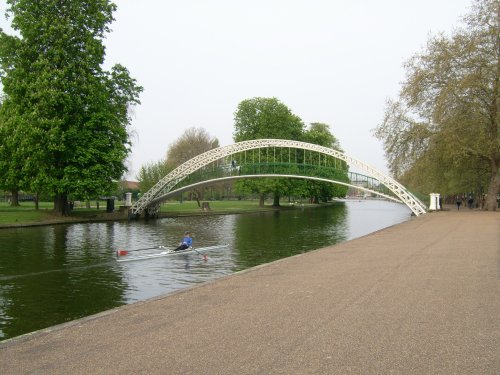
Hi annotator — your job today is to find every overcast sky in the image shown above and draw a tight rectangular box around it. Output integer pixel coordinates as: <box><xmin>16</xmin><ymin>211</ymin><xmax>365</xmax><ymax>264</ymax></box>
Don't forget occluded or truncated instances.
<box><xmin>2</xmin><ymin>1</ymin><xmax>472</xmax><ymax>179</ymax></box>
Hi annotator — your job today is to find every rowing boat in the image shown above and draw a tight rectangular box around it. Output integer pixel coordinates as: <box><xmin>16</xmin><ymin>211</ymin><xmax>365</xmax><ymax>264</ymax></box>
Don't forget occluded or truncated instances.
<box><xmin>116</xmin><ymin>244</ymin><xmax>229</xmax><ymax>263</ymax></box>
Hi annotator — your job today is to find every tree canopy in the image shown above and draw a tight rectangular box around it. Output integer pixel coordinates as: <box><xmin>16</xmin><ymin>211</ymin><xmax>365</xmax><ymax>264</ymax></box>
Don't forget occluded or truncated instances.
<box><xmin>136</xmin><ymin>127</ymin><xmax>221</xmax><ymax>203</ymax></box>
<box><xmin>303</xmin><ymin>122</ymin><xmax>343</xmax><ymax>151</ymax></box>
<box><xmin>0</xmin><ymin>0</ymin><xmax>142</xmax><ymax>214</ymax></box>
<box><xmin>233</xmin><ymin>97</ymin><xmax>304</xmax><ymax>206</ymax></box>
<box><xmin>166</xmin><ymin>127</ymin><xmax>220</xmax><ymax>169</ymax></box>
<box><xmin>233</xmin><ymin>97</ymin><xmax>348</xmax><ymax>205</ymax></box>
<box><xmin>374</xmin><ymin>0</ymin><xmax>499</xmax><ymax>210</ymax></box>
<box><xmin>233</xmin><ymin>97</ymin><xmax>304</xmax><ymax>142</ymax></box>
<box><xmin>137</xmin><ymin>159</ymin><xmax>172</xmax><ymax>193</ymax></box>
<box><xmin>303</xmin><ymin>122</ymin><xmax>349</xmax><ymax>202</ymax></box>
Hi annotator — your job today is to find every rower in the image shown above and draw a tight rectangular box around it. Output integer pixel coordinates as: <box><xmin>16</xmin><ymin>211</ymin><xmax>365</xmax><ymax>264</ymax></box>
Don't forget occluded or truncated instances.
<box><xmin>174</xmin><ymin>231</ymin><xmax>192</xmax><ymax>251</ymax></box>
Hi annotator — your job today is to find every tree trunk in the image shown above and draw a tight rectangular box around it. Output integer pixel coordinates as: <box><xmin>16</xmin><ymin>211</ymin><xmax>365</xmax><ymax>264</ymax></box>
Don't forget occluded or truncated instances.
<box><xmin>54</xmin><ymin>194</ymin><xmax>69</xmax><ymax>216</ymax></box>
<box><xmin>194</xmin><ymin>190</ymin><xmax>201</xmax><ymax>207</ymax></box>
<box><xmin>272</xmin><ymin>194</ymin><xmax>280</xmax><ymax>207</ymax></box>
<box><xmin>35</xmin><ymin>192</ymin><xmax>39</xmax><ymax>210</ymax></box>
<box><xmin>198</xmin><ymin>188</ymin><xmax>204</xmax><ymax>202</ymax></box>
<box><xmin>484</xmin><ymin>159</ymin><xmax>499</xmax><ymax>211</ymax></box>
<box><xmin>10</xmin><ymin>189</ymin><xmax>19</xmax><ymax>206</ymax></box>
<box><xmin>259</xmin><ymin>194</ymin><xmax>265</xmax><ymax>207</ymax></box>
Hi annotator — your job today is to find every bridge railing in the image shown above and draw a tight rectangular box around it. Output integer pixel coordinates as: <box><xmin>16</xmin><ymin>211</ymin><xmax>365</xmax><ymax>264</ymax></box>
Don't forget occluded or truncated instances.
<box><xmin>156</xmin><ymin>161</ymin><xmax>395</xmax><ymax>199</ymax></box>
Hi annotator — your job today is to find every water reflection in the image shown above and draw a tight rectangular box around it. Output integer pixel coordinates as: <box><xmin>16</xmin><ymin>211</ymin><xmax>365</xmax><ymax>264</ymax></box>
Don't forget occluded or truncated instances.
<box><xmin>233</xmin><ymin>205</ymin><xmax>348</xmax><ymax>268</ymax></box>
<box><xmin>0</xmin><ymin>224</ymin><xmax>125</xmax><ymax>340</ymax></box>
<box><xmin>0</xmin><ymin>200</ymin><xmax>411</xmax><ymax>340</ymax></box>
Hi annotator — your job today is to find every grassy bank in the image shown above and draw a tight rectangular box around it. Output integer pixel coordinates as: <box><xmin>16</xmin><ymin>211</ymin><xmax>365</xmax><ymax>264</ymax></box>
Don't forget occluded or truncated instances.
<box><xmin>159</xmin><ymin>200</ymin><xmax>302</xmax><ymax>214</ymax></box>
<box><xmin>0</xmin><ymin>201</ymin><xmax>124</xmax><ymax>226</ymax></box>
<box><xmin>0</xmin><ymin>199</ymin><xmax>313</xmax><ymax>227</ymax></box>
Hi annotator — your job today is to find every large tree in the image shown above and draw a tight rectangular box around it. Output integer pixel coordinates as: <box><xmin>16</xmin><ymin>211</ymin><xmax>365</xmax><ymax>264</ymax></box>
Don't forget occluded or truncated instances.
<box><xmin>137</xmin><ymin>127</ymin><xmax>220</xmax><ymax>203</ymax></box>
<box><xmin>0</xmin><ymin>100</ymin><xmax>23</xmax><ymax>206</ymax></box>
<box><xmin>0</xmin><ymin>0</ymin><xmax>142</xmax><ymax>215</ymax></box>
<box><xmin>137</xmin><ymin>159</ymin><xmax>172</xmax><ymax>193</ymax></box>
<box><xmin>166</xmin><ymin>127</ymin><xmax>219</xmax><ymax>168</ymax></box>
<box><xmin>233</xmin><ymin>97</ymin><xmax>305</xmax><ymax>206</ymax></box>
<box><xmin>374</xmin><ymin>0</ymin><xmax>499</xmax><ymax>211</ymax></box>
<box><xmin>304</xmin><ymin>122</ymin><xmax>342</xmax><ymax>150</ymax></box>
<box><xmin>165</xmin><ymin>127</ymin><xmax>220</xmax><ymax>205</ymax></box>
<box><xmin>303</xmin><ymin>123</ymin><xmax>349</xmax><ymax>202</ymax></box>
<box><xmin>233</xmin><ymin>97</ymin><xmax>305</xmax><ymax>142</ymax></box>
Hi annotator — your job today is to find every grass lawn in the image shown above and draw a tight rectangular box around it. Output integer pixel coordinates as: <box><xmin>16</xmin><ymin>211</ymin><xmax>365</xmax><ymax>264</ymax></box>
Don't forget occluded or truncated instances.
<box><xmin>160</xmin><ymin>200</ymin><xmax>287</xmax><ymax>214</ymax></box>
<box><xmin>0</xmin><ymin>201</ymin><xmax>120</xmax><ymax>226</ymax></box>
<box><xmin>0</xmin><ymin>210</ymin><xmax>53</xmax><ymax>224</ymax></box>
<box><xmin>0</xmin><ymin>202</ymin><xmax>53</xmax><ymax>224</ymax></box>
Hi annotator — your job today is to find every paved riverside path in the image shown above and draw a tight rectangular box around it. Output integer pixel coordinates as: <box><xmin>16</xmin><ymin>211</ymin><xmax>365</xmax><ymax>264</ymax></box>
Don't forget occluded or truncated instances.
<box><xmin>1</xmin><ymin>210</ymin><xmax>498</xmax><ymax>374</ymax></box>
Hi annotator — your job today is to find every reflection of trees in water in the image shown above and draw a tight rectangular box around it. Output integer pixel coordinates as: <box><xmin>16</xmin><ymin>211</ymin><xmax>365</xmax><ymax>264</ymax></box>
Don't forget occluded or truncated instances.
<box><xmin>233</xmin><ymin>204</ymin><xmax>348</xmax><ymax>270</ymax></box>
<box><xmin>0</xmin><ymin>223</ymin><xmax>126</xmax><ymax>340</ymax></box>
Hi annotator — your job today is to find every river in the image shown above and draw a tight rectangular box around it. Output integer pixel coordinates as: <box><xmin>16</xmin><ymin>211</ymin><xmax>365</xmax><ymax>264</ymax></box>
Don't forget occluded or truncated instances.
<box><xmin>0</xmin><ymin>200</ymin><xmax>411</xmax><ymax>340</ymax></box>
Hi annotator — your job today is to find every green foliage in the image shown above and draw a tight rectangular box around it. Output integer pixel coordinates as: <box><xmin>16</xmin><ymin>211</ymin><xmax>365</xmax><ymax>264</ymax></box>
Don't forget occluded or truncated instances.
<box><xmin>137</xmin><ymin>159</ymin><xmax>172</xmax><ymax>193</ymax></box>
<box><xmin>233</xmin><ymin>97</ymin><xmax>305</xmax><ymax>141</ymax></box>
<box><xmin>303</xmin><ymin>122</ymin><xmax>342</xmax><ymax>150</ymax></box>
<box><xmin>0</xmin><ymin>0</ymin><xmax>142</xmax><ymax>214</ymax></box>
<box><xmin>374</xmin><ymin>0</ymin><xmax>500</xmax><ymax>210</ymax></box>
<box><xmin>233</xmin><ymin>97</ymin><xmax>305</xmax><ymax>205</ymax></box>
<box><xmin>0</xmin><ymin>103</ymin><xmax>26</xmax><ymax>201</ymax></box>
<box><xmin>0</xmin><ymin>209</ymin><xmax>52</xmax><ymax>224</ymax></box>
<box><xmin>303</xmin><ymin>122</ymin><xmax>349</xmax><ymax>201</ymax></box>
<box><xmin>232</xmin><ymin>98</ymin><xmax>348</xmax><ymax>203</ymax></box>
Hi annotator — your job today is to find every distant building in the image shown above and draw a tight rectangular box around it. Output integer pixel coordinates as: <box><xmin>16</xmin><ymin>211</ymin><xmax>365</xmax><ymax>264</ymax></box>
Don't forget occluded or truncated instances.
<box><xmin>120</xmin><ymin>180</ymin><xmax>140</xmax><ymax>191</ymax></box>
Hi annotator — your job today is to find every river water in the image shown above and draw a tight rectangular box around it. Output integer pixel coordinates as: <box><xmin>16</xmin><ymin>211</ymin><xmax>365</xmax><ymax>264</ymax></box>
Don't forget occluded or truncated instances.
<box><xmin>0</xmin><ymin>200</ymin><xmax>411</xmax><ymax>340</ymax></box>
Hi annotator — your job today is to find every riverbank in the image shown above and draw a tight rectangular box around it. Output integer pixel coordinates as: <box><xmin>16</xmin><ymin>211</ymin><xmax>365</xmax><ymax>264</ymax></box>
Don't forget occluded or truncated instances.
<box><xmin>0</xmin><ymin>200</ymin><xmax>326</xmax><ymax>228</ymax></box>
<box><xmin>1</xmin><ymin>209</ymin><xmax>498</xmax><ymax>374</ymax></box>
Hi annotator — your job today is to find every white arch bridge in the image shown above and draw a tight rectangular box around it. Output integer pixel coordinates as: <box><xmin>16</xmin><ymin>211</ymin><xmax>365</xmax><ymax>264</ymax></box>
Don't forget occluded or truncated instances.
<box><xmin>130</xmin><ymin>139</ymin><xmax>427</xmax><ymax>217</ymax></box>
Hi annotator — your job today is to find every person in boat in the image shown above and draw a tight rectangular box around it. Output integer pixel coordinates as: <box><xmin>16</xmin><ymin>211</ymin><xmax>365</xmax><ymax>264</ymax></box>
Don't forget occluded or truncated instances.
<box><xmin>174</xmin><ymin>231</ymin><xmax>192</xmax><ymax>251</ymax></box>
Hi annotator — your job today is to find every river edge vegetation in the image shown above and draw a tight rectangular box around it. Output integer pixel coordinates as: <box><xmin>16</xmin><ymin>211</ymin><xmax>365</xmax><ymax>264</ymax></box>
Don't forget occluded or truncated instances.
<box><xmin>374</xmin><ymin>0</ymin><xmax>499</xmax><ymax>210</ymax></box>
<box><xmin>0</xmin><ymin>199</ymin><xmax>329</xmax><ymax>227</ymax></box>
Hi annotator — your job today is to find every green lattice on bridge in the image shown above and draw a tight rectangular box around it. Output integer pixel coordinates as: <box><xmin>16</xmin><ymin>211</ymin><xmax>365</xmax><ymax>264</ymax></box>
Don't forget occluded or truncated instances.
<box><xmin>177</xmin><ymin>161</ymin><xmax>391</xmax><ymax>198</ymax></box>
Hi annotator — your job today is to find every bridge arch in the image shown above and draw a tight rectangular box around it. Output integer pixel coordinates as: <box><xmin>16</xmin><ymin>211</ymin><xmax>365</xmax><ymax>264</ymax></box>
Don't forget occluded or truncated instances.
<box><xmin>130</xmin><ymin>139</ymin><xmax>427</xmax><ymax>216</ymax></box>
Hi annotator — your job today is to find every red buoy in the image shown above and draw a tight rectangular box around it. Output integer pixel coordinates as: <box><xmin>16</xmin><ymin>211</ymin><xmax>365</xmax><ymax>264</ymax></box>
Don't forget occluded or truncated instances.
<box><xmin>117</xmin><ymin>249</ymin><xmax>128</xmax><ymax>256</ymax></box>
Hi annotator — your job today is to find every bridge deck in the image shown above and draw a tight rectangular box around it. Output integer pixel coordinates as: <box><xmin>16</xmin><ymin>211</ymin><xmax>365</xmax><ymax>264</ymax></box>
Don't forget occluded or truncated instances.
<box><xmin>1</xmin><ymin>208</ymin><xmax>497</xmax><ymax>374</ymax></box>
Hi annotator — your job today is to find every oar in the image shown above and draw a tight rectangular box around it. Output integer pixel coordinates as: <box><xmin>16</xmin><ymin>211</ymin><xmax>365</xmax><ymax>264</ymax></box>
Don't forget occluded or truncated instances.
<box><xmin>176</xmin><ymin>246</ymin><xmax>208</xmax><ymax>261</ymax></box>
<box><xmin>116</xmin><ymin>246</ymin><xmax>163</xmax><ymax>256</ymax></box>
<box><xmin>192</xmin><ymin>248</ymin><xmax>208</xmax><ymax>261</ymax></box>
